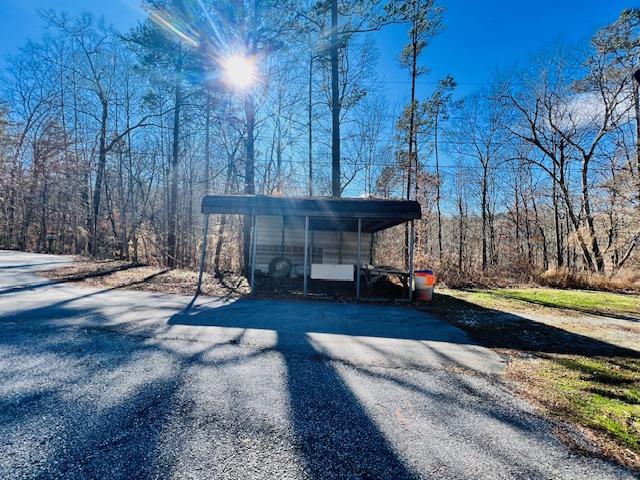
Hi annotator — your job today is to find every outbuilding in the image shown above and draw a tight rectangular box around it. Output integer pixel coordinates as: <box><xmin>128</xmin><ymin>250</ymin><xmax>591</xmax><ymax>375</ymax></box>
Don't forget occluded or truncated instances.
<box><xmin>197</xmin><ymin>195</ymin><xmax>422</xmax><ymax>299</ymax></box>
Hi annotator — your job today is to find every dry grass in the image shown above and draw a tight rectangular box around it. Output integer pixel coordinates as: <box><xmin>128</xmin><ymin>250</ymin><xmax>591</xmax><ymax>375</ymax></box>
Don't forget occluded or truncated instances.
<box><xmin>40</xmin><ymin>260</ymin><xmax>249</xmax><ymax>298</ymax></box>
<box><xmin>538</xmin><ymin>268</ymin><xmax>640</xmax><ymax>293</ymax></box>
<box><xmin>437</xmin><ymin>265</ymin><xmax>640</xmax><ymax>294</ymax></box>
<box><xmin>507</xmin><ymin>355</ymin><xmax>640</xmax><ymax>471</ymax></box>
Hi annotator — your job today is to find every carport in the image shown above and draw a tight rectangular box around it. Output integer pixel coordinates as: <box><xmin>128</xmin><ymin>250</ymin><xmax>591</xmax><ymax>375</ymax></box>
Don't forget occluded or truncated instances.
<box><xmin>196</xmin><ymin>195</ymin><xmax>421</xmax><ymax>300</ymax></box>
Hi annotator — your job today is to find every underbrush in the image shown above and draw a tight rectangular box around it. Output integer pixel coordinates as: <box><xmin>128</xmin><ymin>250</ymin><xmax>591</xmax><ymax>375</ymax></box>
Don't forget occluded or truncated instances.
<box><xmin>437</xmin><ymin>264</ymin><xmax>640</xmax><ymax>294</ymax></box>
<box><xmin>435</xmin><ymin>264</ymin><xmax>537</xmax><ymax>290</ymax></box>
<box><xmin>538</xmin><ymin>268</ymin><xmax>640</xmax><ymax>293</ymax></box>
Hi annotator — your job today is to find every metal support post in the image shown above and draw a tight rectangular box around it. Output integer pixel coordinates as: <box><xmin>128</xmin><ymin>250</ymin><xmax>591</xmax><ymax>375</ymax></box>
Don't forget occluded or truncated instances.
<box><xmin>303</xmin><ymin>215</ymin><xmax>309</xmax><ymax>295</ymax></box>
<box><xmin>356</xmin><ymin>217</ymin><xmax>362</xmax><ymax>300</ymax></box>
<box><xmin>250</xmin><ymin>215</ymin><xmax>258</xmax><ymax>294</ymax></box>
<box><xmin>196</xmin><ymin>214</ymin><xmax>210</xmax><ymax>294</ymax></box>
<box><xmin>408</xmin><ymin>219</ymin><xmax>415</xmax><ymax>301</ymax></box>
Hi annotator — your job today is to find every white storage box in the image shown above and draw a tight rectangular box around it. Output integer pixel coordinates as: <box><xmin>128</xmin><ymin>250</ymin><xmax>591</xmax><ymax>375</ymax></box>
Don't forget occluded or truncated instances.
<box><xmin>310</xmin><ymin>263</ymin><xmax>354</xmax><ymax>281</ymax></box>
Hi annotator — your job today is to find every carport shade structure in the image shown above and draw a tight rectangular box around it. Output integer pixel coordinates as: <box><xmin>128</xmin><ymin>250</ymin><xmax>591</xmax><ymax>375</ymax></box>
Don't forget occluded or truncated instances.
<box><xmin>196</xmin><ymin>195</ymin><xmax>422</xmax><ymax>299</ymax></box>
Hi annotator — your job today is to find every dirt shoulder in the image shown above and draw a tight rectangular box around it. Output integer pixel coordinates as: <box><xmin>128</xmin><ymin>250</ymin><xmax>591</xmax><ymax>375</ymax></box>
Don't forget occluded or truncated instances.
<box><xmin>39</xmin><ymin>259</ymin><xmax>250</xmax><ymax>298</ymax></box>
<box><xmin>427</xmin><ymin>288</ymin><xmax>640</xmax><ymax>472</ymax></box>
<box><xmin>435</xmin><ymin>287</ymin><xmax>640</xmax><ymax>352</ymax></box>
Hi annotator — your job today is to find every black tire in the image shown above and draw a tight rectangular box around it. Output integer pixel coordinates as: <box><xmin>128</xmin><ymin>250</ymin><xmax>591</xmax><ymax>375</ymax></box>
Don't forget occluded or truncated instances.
<box><xmin>268</xmin><ymin>256</ymin><xmax>292</xmax><ymax>278</ymax></box>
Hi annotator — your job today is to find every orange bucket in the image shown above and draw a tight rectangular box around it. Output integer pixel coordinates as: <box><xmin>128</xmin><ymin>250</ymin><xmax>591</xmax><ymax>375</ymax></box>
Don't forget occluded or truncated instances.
<box><xmin>414</xmin><ymin>270</ymin><xmax>436</xmax><ymax>301</ymax></box>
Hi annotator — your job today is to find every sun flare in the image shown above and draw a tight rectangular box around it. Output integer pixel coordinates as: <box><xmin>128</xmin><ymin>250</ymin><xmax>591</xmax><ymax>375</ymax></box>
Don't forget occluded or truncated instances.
<box><xmin>222</xmin><ymin>55</ymin><xmax>257</xmax><ymax>89</ymax></box>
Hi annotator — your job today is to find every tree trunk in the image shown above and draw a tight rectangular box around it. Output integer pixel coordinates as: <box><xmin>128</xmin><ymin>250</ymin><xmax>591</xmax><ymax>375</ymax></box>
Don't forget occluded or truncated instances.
<box><xmin>404</xmin><ymin>20</ymin><xmax>419</xmax><ymax>270</ymax></box>
<box><xmin>244</xmin><ymin>94</ymin><xmax>256</xmax><ymax>185</ymax></box>
<box><xmin>529</xmin><ymin>185</ymin><xmax>548</xmax><ymax>270</ymax></box>
<box><xmin>6</xmin><ymin>158</ymin><xmax>17</xmax><ymax>248</ymax></box>
<box><xmin>457</xmin><ymin>195</ymin><xmax>464</xmax><ymax>273</ymax></box>
<box><xmin>481</xmin><ymin>164</ymin><xmax>488</xmax><ymax>272</ymax></box>
<box><xmin>214</xmin><ymin>151</ymin><xmax>236</xmax><ymax>275</ymax></box>
<box><xmin>513</xmin><ymin>182</ymin><xmax>522</xmax><ymax>257</ymax></box>
<box><xmin>167</xmin><ymin>55</ymin><xmax>183</xmax><ymax>268</ymax></box>
<box><xmin>552</xmin><ymin>163</ymin><xmax>563</xmax><ymax>268</ymax></box>
<box><xmin>205</xmin><ymin>90</ymin><xmax>211</xmax><ymax>192</ymax></box>
<box><xmin>187</xmin><ymin>160</ymin><xmax>194</xmax><ymax>267</ymax></box>
<box><xmin>275</xmin><ymin>112</ymin><xmax>282</xmax><ymax>193</ymax></box>
<box><xmin>117</xmin><ymin>104</ymin><xmax>128</xmax><ymax>260</ymax></box>
<box><xmin>434</xmin><ymin>114</ymin><xmax>443</xmax><ymax>263</ymax></box>
<box><xmin>243</xmin><ymin>93</ymin><xmax>256</xmax><ymax>272</ymax></box>
<box><xmin>633</xmin><ymin>80</ymin><xmax>640</xmax><ymax>199</ymax></box>
<box><xmin>559</xmin><ymin>180</ymin><xmax>597</xmax><ymax>271</ymax></box>
<box><xmin>308</xmin><ymin>53</ymin><xmax>314</xmax><ymax>196</ymax></box>
<box><xmin>581</xmin><ymin>156</ymin><xmax>605</xmax><ymax>272</ymax></box>
<box><xmin>90</xmin><ymin>98</ymin><xmax>109</xmax><ymax>257</ymax></box>
<box><xmin>39</xmin><ymin>179</ymin><xmax>48</xmax><ymax>252</ymax></box>
<box><xmin>330</xmin><ymin>0</ymin><xmax>340</xmax><ymax>197</ymax></box>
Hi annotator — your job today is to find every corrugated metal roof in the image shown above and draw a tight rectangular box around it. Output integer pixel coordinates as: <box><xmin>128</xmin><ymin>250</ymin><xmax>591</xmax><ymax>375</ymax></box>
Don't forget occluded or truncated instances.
<box><xmin>200</xmin><ymin>195</ymin><xmax>421</xmax><ymax>232</ymax></box>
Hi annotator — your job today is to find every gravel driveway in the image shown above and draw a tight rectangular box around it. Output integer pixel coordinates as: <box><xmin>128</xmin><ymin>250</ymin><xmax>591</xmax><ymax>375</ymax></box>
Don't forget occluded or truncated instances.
<box><xmin>0</xmin><ymin>251</ymin><xmax>634</xmax><ymax>479</ymax></box>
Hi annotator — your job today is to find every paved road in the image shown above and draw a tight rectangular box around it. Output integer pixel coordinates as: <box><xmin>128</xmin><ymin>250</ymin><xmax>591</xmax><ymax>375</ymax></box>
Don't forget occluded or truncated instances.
<box><xmin>0</xmin><ymin>251</ymin><xmax>634</xmax><ymax>479</ymax></box>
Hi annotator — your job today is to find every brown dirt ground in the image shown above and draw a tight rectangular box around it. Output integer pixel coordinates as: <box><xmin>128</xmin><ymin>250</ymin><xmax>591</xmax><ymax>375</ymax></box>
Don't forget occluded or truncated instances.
<box><xmin>38</xmin><ymin>259</ymin><xmax>406</xmax><ymax>303</ymax></box>
<box><xmin>39</xmin><ymin>260</ymin><xmax>250</xmax><ymax>298</ymax></box>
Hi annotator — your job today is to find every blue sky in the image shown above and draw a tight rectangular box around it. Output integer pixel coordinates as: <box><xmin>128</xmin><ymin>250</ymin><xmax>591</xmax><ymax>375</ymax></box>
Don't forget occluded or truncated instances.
<box><xmin>377</xmin><ymin>0</ymin><xmax>630</xmax><ymax>100</ymax></box>
<box><xmin>0</xmin><ymin>0</ymin><xmax>630</xmax><ymax>102</ymax></box>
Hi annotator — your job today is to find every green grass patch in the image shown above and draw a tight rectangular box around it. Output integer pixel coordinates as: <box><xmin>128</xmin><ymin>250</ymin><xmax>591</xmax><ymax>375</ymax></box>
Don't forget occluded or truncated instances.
<box><xmin>433</xmin><ymin>288</ymin><xmax>640</xmax><ymax>467</ymax></box>
<box><xmin>453</xmin><ymin>287</ymin><xmax>640</xmax><ymax>316</ymax></box>
<box><xmin>534</xmin><ymin>356</ymin><xmax>640</xmax><ymax>454</ymax></box>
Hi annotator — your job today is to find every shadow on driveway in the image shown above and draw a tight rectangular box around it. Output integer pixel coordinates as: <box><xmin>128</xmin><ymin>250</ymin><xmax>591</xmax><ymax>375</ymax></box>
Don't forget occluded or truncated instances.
<box><xmin>1</xmin><ymin>285</ymin><xmax>636</xmax><ymax>479</ymax></box>
<box><xmin>170</xmin><ymin>299</ymin><xmax>426</xmax><ymax>479</ymax></box>
<box><xmin>429</xmin><ymin>293</ymin><xmax>640</xmax><ymax>358</ymax></box>
<box><xmin>167</xmin><ymin>296</ymin><xmax>638</xmax><ymax>478</ymax></box>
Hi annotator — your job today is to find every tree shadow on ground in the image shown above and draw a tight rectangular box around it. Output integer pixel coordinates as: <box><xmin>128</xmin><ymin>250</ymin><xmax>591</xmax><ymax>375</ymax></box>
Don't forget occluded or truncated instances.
<box><xmin>2</xmin><ymin>287</ymin><xmax>637</xmax><ymax>478</ymax></box>
<box><xmin>170</xmin><ymin>299</ymin><xmax>429</xmax><ymax>479</ymax></box>
<box><xmin>0</xmin><ymin>300</ymin><xmax>262</xmax><ymax>479</ymax></box>
<box><xmin>0</xmin><ymin>263</ymin><xmax>146</xmax><ymax>296</ymax></box>
<box><xmin>0</xmin><ymin>260</ymin><xmax>72</xmax><ymax>270</ymax></box>
<box><xmin>282</xmin><ymin>336</ymin><xmax>417</xmax><ymax>479</ymax></box>
<box><xmin>0</xmin><ymin>303</ymin><xmax>179</xmax><ymax>479</ymax></box>
<box><xmin>490</xmin><ymin>293</ymin><xmax>640</xmax><ymax>323</ymax></box>
<box><xmin>451</xmin><ymin>287</ymin><xmax>640</xmax><ymax>323</ymax></box>
<box><xmin>168</xmin><ymin>296</ymin><xmax>640</xmax><ymax>478</ymax></box>
<box><xmin>430</xmin><ymin>293</ymin><xmax>640</xmax><ymax>358</ymax></box>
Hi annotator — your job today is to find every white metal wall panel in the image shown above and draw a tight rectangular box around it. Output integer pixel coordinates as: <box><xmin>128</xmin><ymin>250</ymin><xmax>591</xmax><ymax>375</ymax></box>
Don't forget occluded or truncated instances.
<box><xmin>254</xmin><ymin>215</ymin><xmax>372</xmax><ymax>275</ymax></box>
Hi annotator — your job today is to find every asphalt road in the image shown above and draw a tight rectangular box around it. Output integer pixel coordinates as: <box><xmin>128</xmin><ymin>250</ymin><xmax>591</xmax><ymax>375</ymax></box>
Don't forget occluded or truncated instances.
<box><xmin>0</xmin><ymin>251</ymin><xmax>634</xmax><ymax>479</ymax></box>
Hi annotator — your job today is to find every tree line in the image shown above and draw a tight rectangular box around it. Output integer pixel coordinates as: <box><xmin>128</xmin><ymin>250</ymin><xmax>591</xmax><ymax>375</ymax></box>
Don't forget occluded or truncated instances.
<box><xmin>0</xmin><ymin>2</ymin><xmax>638</xmax><ymax>282</ymax></box>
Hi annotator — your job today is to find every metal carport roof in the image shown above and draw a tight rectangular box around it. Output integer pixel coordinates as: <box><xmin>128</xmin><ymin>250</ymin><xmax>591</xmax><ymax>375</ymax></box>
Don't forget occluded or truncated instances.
<box><xmin>200</xmin><ymin>195</ymin><xmax>422</xmax><ymax>232</ymax></box>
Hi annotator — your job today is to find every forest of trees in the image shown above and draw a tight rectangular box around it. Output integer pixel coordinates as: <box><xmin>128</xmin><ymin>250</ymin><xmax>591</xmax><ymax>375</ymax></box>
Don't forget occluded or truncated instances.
<box><xmin>0</xmin><ymin>1</ymin><xmax>639</xmax><ymax>284</ymax></box>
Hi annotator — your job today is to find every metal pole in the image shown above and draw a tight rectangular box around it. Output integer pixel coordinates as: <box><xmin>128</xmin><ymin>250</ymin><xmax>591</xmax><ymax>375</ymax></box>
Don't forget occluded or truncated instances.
<box><xmin>303</xmin><ymin>215</ymin><xmax>309</xmax><ymax>295</ymax></box>
<box><xmin>196</xmin><ymin>214</ymin><xmax>210</xmax><ymax>294</ymax></box>
<box><xmin>356</xmin><ymin>217</ymin><xmax>361</xmax><ymax>300</ymax></box>
<box><xmin>250</xmin><ymin>215</ymin><xmax>258</xmax><ymax>294</ymax></box>
<box><xmin>408</xmin><ymin>219</ymin><xmax>415</xmax><ymax>301</ymax></box>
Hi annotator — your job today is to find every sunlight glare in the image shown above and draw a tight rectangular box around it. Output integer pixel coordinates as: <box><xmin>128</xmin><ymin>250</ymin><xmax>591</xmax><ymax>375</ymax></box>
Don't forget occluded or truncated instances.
<box><xmin>222</xmin><ymin>55</ymin><xmax>257</xmax><ymax>89</ymax></box>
